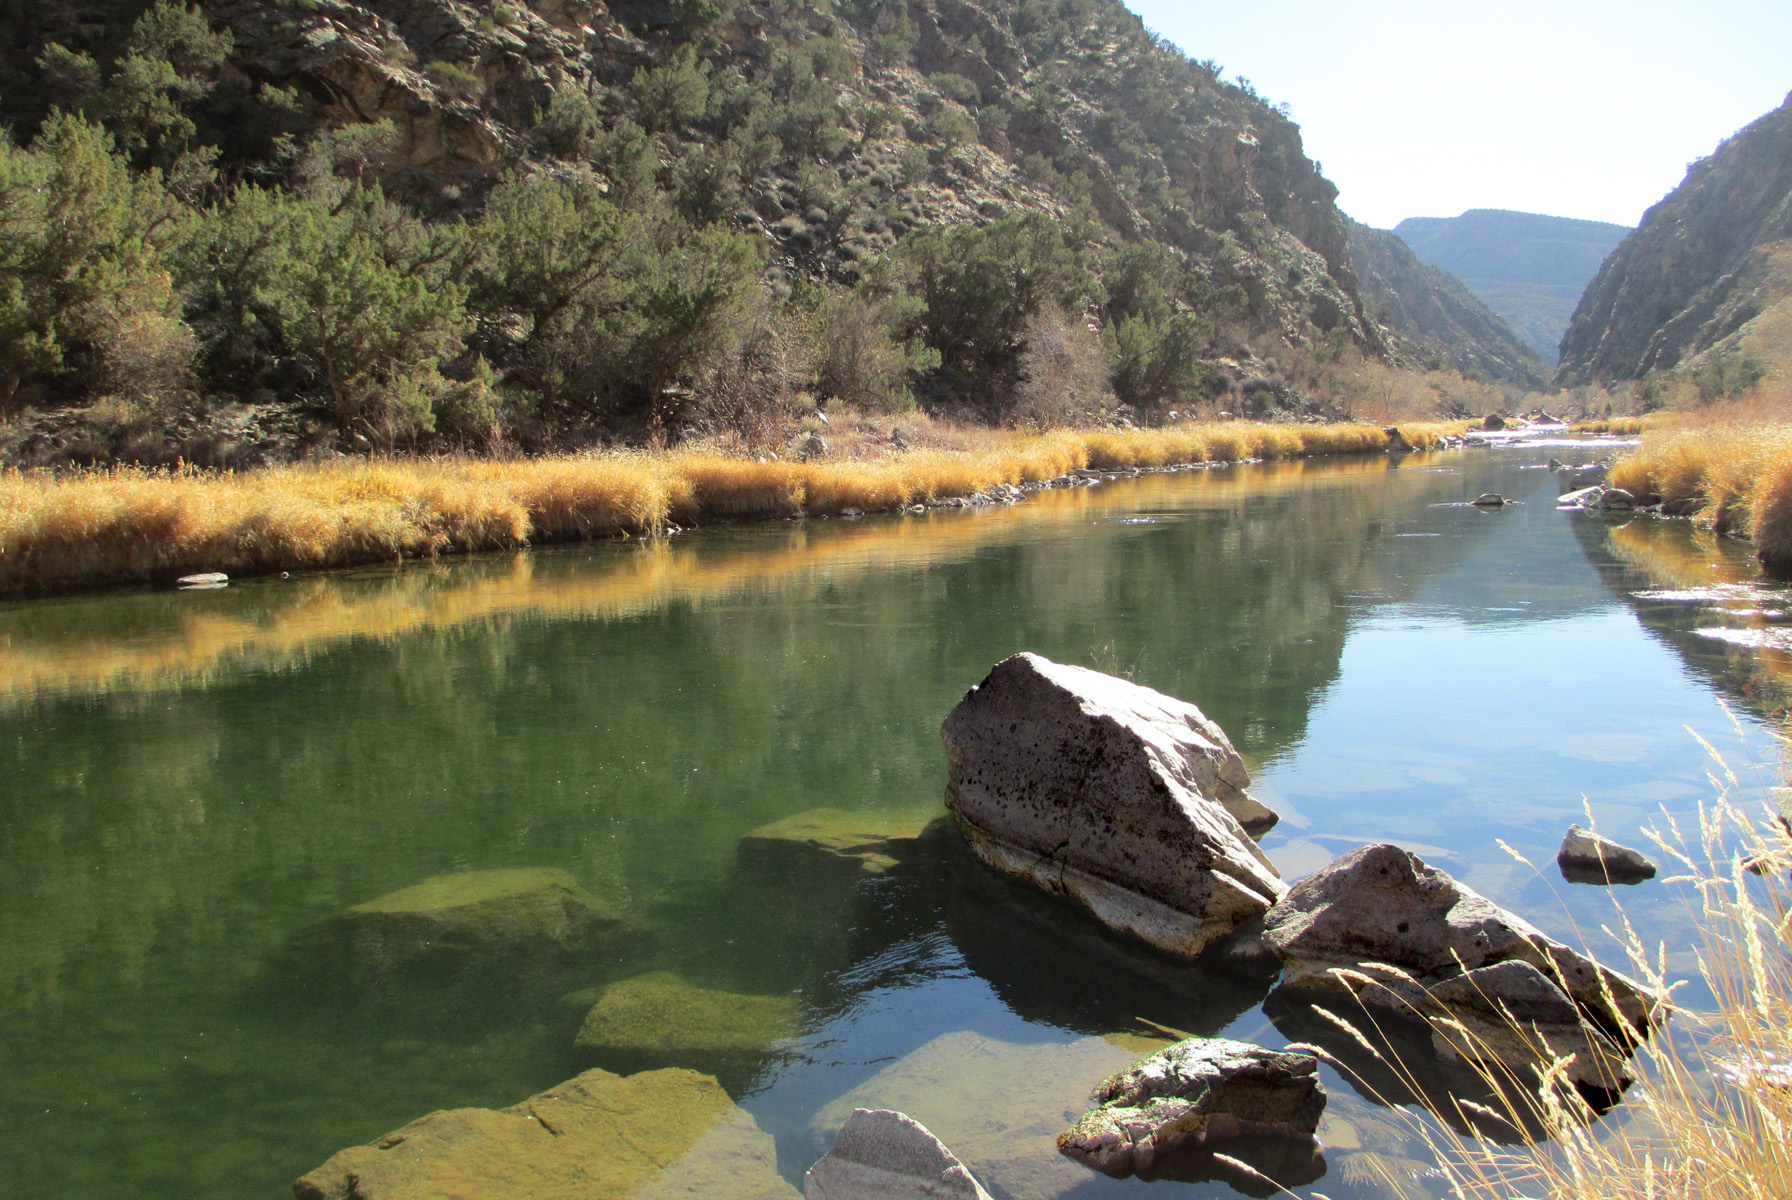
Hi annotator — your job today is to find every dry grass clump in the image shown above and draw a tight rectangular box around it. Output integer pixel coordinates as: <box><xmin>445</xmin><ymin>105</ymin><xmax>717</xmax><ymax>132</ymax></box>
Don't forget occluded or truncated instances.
<box><xmin>0</xmin><ymin>418</ymin><xmax>1466</xmax><ymax>594</ymax></box>
<box><xmin>1572</xmin><ymin>414</ymin><xmax>1681</xmax><ymax>435</ymax></box>
<box><xmin>1611</xmin><ymin>420</ymin><xmax>1792</xmax><ymax>574</ymax></box>
<box><xmin>1414</xmin><ymin>755</ymin><xmax>1792</xmax><ymax>1200</ymax></box>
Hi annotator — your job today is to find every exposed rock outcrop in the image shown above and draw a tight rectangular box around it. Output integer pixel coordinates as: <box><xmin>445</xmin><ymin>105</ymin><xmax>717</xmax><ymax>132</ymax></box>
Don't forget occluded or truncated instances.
<box><xmin>1558</xmin><ymin>824</ymin><xmax>1657</xmax><ymax>884</ymax></box>
<box><xmin>804</xmin><ymin>1109</ymin><xmax>993</xmax><ymax>1200</ymax></box>
<box><xmin>1346</xmin><ymin>219</ymin><xmax>1550</xmax><ymax>388</ymax></box>
<box><xmin>1057</xmin><ymin>1038</ymin><xmax>1325</xmax><ymax>1178</ymax></box>
<box><xmin>941</xmin><ymin>653</ymin><xmax>1284</xmax><ymax>957</ymax></box>
<box><xmin>1558</xmin><ymin>92</ymin><xmax>1792</xmax><ymax>384</ymax></box>
<box><xmin>293</xmin><ymin>1066</ymin><xmax>798</xmax><ymax>1200</ymax></box>
<box><xmin>1261</xmin><ymin>844</ymin><xmax>1658</xmax><ymax>1097</ymax></box>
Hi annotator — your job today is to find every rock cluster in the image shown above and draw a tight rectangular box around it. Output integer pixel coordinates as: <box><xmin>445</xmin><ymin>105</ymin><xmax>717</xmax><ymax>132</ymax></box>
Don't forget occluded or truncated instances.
<box><xmin>941</xmin><ymin>652</ymin><xmax>1284</xmax><ymax>957</ymax></box>
<box><xmin>1261</xmin><ymin>843</ymin><xmax>1657</xmax><ymax>1096</ymax></box>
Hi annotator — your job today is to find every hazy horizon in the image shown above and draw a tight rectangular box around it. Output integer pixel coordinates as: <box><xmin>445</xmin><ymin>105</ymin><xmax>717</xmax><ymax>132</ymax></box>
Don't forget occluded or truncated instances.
<box><xmin>1123</xmin><ymin>0</ymin><xmax>1790</xmax><ymax>230</ymax></box>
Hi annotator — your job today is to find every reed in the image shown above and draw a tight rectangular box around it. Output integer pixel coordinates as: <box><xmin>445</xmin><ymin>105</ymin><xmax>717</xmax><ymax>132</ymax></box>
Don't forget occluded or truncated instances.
<box><xmin>0</xmin><ymin>418</ymin><xmax>1465</xmax><ymax>595</ymax></box>
<box><xmin>1402</xmin><ymin>752</ymin><xmax>1792</xmax><ymax>1200</ymax></box>
<box><xmin>1610</xmin><ymin>420</ymin><xmax>1792</xmax><ymax>573</ymax></box>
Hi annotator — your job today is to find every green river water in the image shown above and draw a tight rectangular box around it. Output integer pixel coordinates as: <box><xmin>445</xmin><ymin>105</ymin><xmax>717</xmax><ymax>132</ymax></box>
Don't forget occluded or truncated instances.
<box><xmin>1</xmin><ymin>439</ymin><xmax>1784</xmax><ymax>1199</ymax></box>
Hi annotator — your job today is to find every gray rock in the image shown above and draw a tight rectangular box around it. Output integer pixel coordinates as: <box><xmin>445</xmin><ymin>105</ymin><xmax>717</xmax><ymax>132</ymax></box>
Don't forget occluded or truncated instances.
<box><xmin>176</xmin><ymin>572</ymin><xmax>230</xmax><ymax>588</ymax></box>
<box><xmin>805</xmin><ymin>1109</ymin><xmax>993</xmax><ymax>1200</ymax></box>
<box><xmin>1261</xmin><ymin>844</ymin><xmax>1658</xmax><ymax>1092</ymax></box>
<box><xmin>1597</xmin><ymin>487</ymin><xmax>1637</xmax><ymax>511</ymax></box>
<box><xmin>1558</xmin><ymin>485</ymin><xmax>1605</xmax><ymax>507</ymax></box>
<box><xmin>1558</xmin><ymin>824</ymin><xmax>1657</xmax><ymax>883</ymax></box>
<box><xmin>941</xmin><ymin>653</ymin><xmax>1285</xmax><ymax>957</ymax></box>
<box><xmin>1470</xmin><ymin>493</ymin><xmax>1507</xmax><ymax>507</ymax></box>
<box><xmin>803</xmin><ymin>434</ymin><xmax>828</xmax><ymax>460</ymax></box>
<box><xmin>1057</xmin><ymin>1038</ymin><xmax>1325</xmax><ymax>1178</ymax></box>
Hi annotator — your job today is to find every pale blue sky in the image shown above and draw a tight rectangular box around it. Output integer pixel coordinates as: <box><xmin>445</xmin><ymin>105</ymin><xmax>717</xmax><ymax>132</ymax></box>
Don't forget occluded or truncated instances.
<box><xmin>1122</xmin><ymin>0</ymin><xmax>1792</xmax><ymax>231</ymax></box>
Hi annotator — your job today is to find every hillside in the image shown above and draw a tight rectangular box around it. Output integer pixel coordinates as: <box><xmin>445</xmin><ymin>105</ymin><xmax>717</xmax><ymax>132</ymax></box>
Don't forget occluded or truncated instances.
<box><xmin>1394</xmin><ymin>209</ymin><xmax>1629</xmax><ymax>365</ymax></box>
<box><xmin>1346</xmin><ymin>219</ymin><xmax>1548</xmax><ymax>389</ymax></box>
<box><xmin>1557</xmin><ymin>92</ymin><xmax>1792</xmax><ymax>390</ymax></box>
<box><xmin>0</xmin><ymin>0</ymin><xmax>1407</xmax><ymax>465</ymax></box>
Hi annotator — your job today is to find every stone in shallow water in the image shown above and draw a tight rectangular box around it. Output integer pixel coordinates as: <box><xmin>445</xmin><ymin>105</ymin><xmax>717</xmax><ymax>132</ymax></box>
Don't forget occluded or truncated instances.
<box><xmin>810</xmin><ymin>1031</ymin><xmax>1140</xmax><ymax>1200</ymax></box>
<box><xmin>292</xmin><ymin>1067</ymin><xmax>798</xmax><ymax>1200</ymax></box>
<box><xmin>941</xmin><ymin>653</ymin><xmax>1284</xmax><ymax>958</ymax></box>
<box><xmin>804</xmin><ymin>1108</ymin><xmax>993</xmax><ymax>1200</ymax></box>
<box><xmin>1557</xmin><ymin>824</ymin><xmax>1658</xmax><ymax>883</ymax></box>
<box><xmin>575</xmin><ymin>972</ymin><xmax>800</xmax><ymax>1057</ymax></box>
<box><xmin>281</xmin><ymin>867</ymin><xmax>649</xmax><ymax>997</ymax></box>
<box><xmin>738</xmin><ymin>808</ymin><xmax>941</xmax><ymax>876</ymax></box>
<box><xmin>1057</xmin><ymin>1037</ymin><xmax>1326</xmax><ymax>1178</ymax></box>
<box><xmin>1262</xmin><ymin>843</ymin><xmax>1658</xmax><ymax>1097</ymax></box>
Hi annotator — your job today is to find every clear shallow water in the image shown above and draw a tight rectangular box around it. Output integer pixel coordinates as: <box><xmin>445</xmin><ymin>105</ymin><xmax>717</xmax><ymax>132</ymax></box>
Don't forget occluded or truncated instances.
<box><xmin>0</xmin><ymin>444</ymin><xmax>1784</xmax><ymax>1199</ymax></box>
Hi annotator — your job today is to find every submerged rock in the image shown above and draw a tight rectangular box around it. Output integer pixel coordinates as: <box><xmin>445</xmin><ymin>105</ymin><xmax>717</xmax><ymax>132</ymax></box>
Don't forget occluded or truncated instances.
<box><xmin>1261</xmin><ymin>844</ymin><xmax>1657</xmax><ymax>1095</ymax></box>
<box><xmin>575</xmin><ymin>972</ymin><xmax>800</xmax><ymax>1058</ymax></box>
<box><xmin>810</xmin><ymin>1031</ymin><xmax>1141</xmax><ymax>1200</ymax></box>
<box><xmin>1558</xmin><ymin>825</ymin><xmax>1658</xmax><ymax>884</ymax></box>
<box><xmin>804</xmin><ymin>1109</ymin><xmax>993</xmax><ymax>1200</ymax></box>
<box><xmin>281</xmin><ymin>868</ymin><xmax>648</xmax><ymax>998</ymax></box>
<box><xmin>941</xmin><ymin>653</ymin><xmax>1284</xmax><ymax>958</ymax></box>
<box><xmin>1058</xmin><ymin>1038</ymin><xmax>1325</xmax><ymax>1178</ymax></box>
<box><xmin>293</xmin><ymin>1066</ymin><xmax>797</xmax><ymax>1200</ymax></box>
<box><xmin>738</xmin><ymin>809</ymin><xmax>942</xmax><ymax>876</ymax></box>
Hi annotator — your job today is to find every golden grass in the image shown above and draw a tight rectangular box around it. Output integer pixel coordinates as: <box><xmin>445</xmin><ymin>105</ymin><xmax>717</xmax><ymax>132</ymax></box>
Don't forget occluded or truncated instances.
<box><xmin>1571</xmin><ymin>414</ymin><xmax>1683</xmax><ymax>435</ymax></box>
<box><xmin>1609</xmin><ymin>422</ymin><xmax>1792</xmax><ymax>573</ymax></box>
<box><xmin>0</xmin><ymin>419</ymin><xmax>1466</xmax><ymax>595</ymax></box>
<box><xmin>1411</xmin><ymin>750</ymin><xmax>1792</xmax><ymax>1200</ymax></box>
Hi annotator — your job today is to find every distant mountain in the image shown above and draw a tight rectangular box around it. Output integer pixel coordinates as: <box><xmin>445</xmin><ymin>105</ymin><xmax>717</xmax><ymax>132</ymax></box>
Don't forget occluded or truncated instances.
<box><xmin>1346</xmin><ymin>220</ymin><xmax>1549</xmax><ymax>389</ymax></box>
<box><xmin>1557</xmin><ymin>93</ymin><xmax>1792</xmax><ymax>387</ymax></box>
<box><xmin>1394</xmin><ymin>209</ymin><xmax>1630</xmax><ymax>365</ymax></box>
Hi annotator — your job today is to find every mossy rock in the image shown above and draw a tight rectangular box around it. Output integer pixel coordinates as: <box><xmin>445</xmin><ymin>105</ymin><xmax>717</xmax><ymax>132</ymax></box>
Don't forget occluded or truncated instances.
<box><xmin>293</xmin><ymin>1066</ymin><xmax>798</xmax><ymax>1200</ymax></box>
<box><xmin>737</xmin><ymin>808</ymin><xmax>943</xmax><ymax>876</ymax></box>
<box><xmin>575</xmin><ymin>972</ymin><xmax>800</xmax><ymax>1057</ymax></box>
<box><xmin>279</xmin><ymin>867</ymin><xmax>651</xmax><ymax>1004</ymax></box>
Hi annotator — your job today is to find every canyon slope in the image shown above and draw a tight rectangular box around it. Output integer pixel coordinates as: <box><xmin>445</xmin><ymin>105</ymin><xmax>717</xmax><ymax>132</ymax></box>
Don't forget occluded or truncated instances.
<box><xmin>1556</xmin><ymin>92</ymin><xmax>1792</xmax><ymax>387</ymax></box>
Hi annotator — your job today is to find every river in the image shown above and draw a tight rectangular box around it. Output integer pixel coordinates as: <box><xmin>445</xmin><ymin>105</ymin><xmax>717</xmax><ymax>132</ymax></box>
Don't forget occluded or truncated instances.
<box><xmin>0</xmin><ymin>438</ymin><xmax>1782</xmax><ymax>1198</ymax></box>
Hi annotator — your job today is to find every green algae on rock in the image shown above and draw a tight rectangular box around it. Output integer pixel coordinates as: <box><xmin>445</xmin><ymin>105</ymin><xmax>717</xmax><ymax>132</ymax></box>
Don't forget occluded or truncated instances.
<box><xmin>281</xmin><ymin>867</ymin><xmax>650</xmax><ymax>998</ymax></box>
<box><xmin>574</xmin><ymin>972</ymin><xmax>801</xmax><ymax>1058</ymax></box>
<box><xmin>737</xmin><ymin>808</ymin><xmax>943</xmax><ymax>876</ymax></box>
<box><xmin>292</xmin><ymin>1066</ymin><xmax>798</xmax><ymax>1200</ymax></box>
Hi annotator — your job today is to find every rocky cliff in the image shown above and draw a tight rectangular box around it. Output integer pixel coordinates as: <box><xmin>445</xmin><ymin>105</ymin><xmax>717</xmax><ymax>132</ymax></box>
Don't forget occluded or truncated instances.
<box><xmin>1557</xmin><ymin>93</ymin><xmax>1792</xmax><ymax>386</ymax></box>
<box><xmin>1346</xmin><ymin>219</ymin><xmax>1548</xmax><ymax>389</ymax></box>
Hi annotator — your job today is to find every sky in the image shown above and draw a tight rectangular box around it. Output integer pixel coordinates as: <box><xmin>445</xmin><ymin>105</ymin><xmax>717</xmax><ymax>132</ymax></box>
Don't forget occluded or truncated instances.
<box><xmin>1122</xmin><ymin>0</ymin><xmax>1792</xmax><ymax>231</ymax></box>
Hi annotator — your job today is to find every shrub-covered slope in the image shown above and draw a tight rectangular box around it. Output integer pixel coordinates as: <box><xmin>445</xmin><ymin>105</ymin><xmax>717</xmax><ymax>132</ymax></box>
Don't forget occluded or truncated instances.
<box><xmin>1346</xmin><ymin>219</ymin><xmax>1548</xmax><ymax>389</ymax></box>
<box><xmin>1557</xmin><ymin>93</ymin><xmax>1792</xmax><ymax>389</ymax></box>
<box><xmin>0</xmin><ymin>0</ymin><xmax>1412</xmax><ymax>463</ymax></box>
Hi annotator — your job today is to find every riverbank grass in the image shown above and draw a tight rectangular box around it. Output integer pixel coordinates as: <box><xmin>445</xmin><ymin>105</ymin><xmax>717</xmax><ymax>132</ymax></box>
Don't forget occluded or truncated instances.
<box><xmin>0</xmin><ymin>419</ymin><xmax>1463</xmax><ymax>595</ymax></box>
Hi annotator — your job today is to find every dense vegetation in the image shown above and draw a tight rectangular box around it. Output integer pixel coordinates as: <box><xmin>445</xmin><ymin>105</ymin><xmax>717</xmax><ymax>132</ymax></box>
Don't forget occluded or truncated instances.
<box><xmin>0</xmin><ymin>0</ymin><xmax>1460</xmax><ymax>467</ymax></box>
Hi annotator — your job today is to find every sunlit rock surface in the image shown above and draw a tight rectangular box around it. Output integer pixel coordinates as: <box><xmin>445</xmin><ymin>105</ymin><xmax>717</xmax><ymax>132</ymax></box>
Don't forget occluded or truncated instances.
<box><xmin>1058</xmin><ymin>1037</ymin><xmax>1325</xmax><ymax>1178</ymax></box>
<box><xmin>941</xmin><ymin>653</ymin><xmax>1284</xmax><ymax>957</ymax></box>
<box><xmin>1262</xmin><ymin>843</ymin><xmax>1657</xmax><ymax>1096</ymax></box>
<box><xmin>804</xmin><ymin>1108</ymin><xmax>993</xmax><ymax>1200</ymax></box>
<box><xmin>293</xmin><ymin>1067</ymin><xmax>797</xmax><ymax>1200</ymax></box>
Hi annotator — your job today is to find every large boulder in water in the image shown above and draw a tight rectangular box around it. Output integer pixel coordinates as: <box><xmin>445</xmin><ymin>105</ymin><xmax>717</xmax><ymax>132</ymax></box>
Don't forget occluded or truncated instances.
<box><xmin>1261</xmin><ymin>844</ymin><xmax>1659</xmax><ymax>1096</ymax></box>
<box><xmin>940</xmin><ymin>653</ymin><xmax>1284</xmax><ymax>957</ymax></box>
<box><xmin>293</xmin><ymin>1066</ymin><xmax>797</xmax><ymax>1200</ymax></box>
<box><xmin>281</xmin><ymin>868</ymin><xmax>649</xmax><ymax>1003</ymax></box>
<box><xmin>1058</xmin><ymin>1038</ymin><xmax>1325</xmax><ymax>1179</ymax></box>
<box><xmin>574</xmin><ymin>971</ymin><xmax>801</xmax><ymax>1060</ymax></box>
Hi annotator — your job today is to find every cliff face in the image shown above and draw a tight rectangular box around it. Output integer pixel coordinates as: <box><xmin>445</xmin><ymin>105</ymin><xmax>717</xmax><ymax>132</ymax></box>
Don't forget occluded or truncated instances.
<box><xmin>1557</xmin><ymin>93</ymin><xmax>1792</xmax><ymax>385</ymax></box>
<box><xmin>1393</xmin><ymin>209</ymin><xmax>1629</xmax><ymax>366</ymax></box>
<box><xmin>1346</xmin><ymin>219</ymin><xmax>1548</xmax><ymax>389</ymax></box>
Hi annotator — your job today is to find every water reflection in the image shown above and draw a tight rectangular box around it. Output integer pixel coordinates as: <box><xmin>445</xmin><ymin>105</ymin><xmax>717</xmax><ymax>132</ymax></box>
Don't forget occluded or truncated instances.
<box><xmin>0</xmin><ymin>447</ymin><xmax>1776</xmax><ymax>1200</ymax></box>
